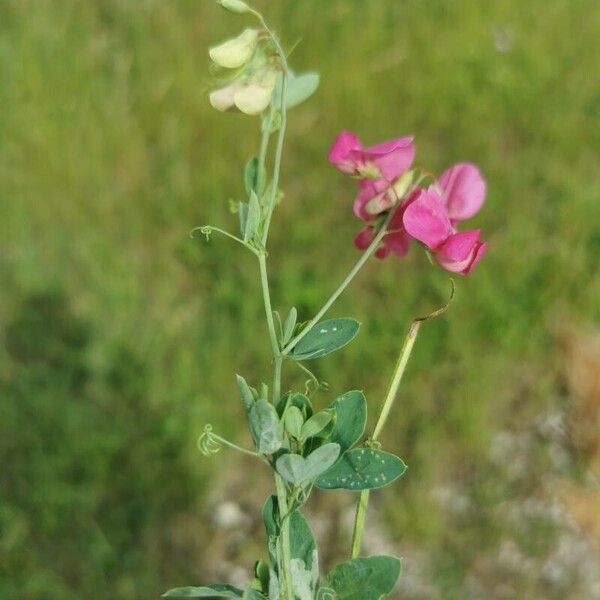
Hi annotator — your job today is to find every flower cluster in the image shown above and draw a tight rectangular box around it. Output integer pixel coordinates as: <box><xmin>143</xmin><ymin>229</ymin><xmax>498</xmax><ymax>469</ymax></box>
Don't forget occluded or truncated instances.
<box><xmin>329</xmin><ymin>131</ymin><xmax>487</xmax><ymax>275</ymax></box>
<box><xmin>208</xmin><ymin>28</ymin><xmax>280</xmax><ymax>115</ymax></box>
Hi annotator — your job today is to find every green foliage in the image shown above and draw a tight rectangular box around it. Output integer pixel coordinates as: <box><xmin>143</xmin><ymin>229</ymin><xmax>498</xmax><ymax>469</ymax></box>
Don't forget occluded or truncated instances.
<box><xmin>244</xmin><ymin>156</ymin><xmax>260</xmax><ymax>196</ymax></box>
<box><xmin>289</xmin><ymin>511</ymin><xmax>319</xmax><ymax>598</ymax></box>
<box><xmin>320</xmin><ymin>556</ymin><xmax>401</xmax><ymax>600</ymax></box>
<box><xmin>299</xmin><ymin>409</ymin><xmax>333</xmax><ymax>442</ymax></box>
<box><xmin>327</xmin><ymin>391</ymin><xmax>367</xmax><ymax>453</ymax></box>
<box><xmin>291</xmin><ymin>318</ymin><xmax>360</xmax><ymax>361</ymax></box>
<box><xmin>248</xmin><ymin>399</ymin><xmax>284</xmax><ymax>454</ymax></box>
<box><xmin>283</xmin><ymin>405</ymin><xmax>304</xmax><ymax>439</ymax></box>
<box><xmin>243</xmin><ymin>191</ymin><xmax>261</xmax><ymax>242</ymax></box>
<box><xmin>163</xmin><ymin>584</ymin><xmax>243</xmax><ymax>598</ymax></box>
<box><xmin>316</xmin><ymin>448</ymin><xmax>407</xmax><ymax>491</ymax></box>
<box><xmin>281</xmin><ymin>307</ymin><xmax>298</xmax><ymax>346</ymax></box>
<box><xmin>275</xmin><ymin>443</ymin><xmax>340</xmax><ymax>485</ymax></box>
<box><xmin>273</xmin><ymin>71</ymin><xmax>320</xmax><ymax>109</ymax></box>
<box><xmin>236</xmin><ymin>374</ymin><xmax>256</xmax><ymax>412</ymax></box>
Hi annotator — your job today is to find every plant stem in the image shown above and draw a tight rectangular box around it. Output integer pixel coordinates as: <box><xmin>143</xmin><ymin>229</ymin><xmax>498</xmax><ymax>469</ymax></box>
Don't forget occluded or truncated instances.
<box><xmin>350</xmin><ymin>322</ymin><xmax>421</xmax><ymax>558</ymax></box>
<box><xmin>258</xmin><ymin>253</ymin><xmax>281</xmax><ymax>359</ymax></box>
<box><xmin>275</xmin><ymin>473</ymin><xmax>294</xmax><ymax>600</ymax></box>
<box><xmin>350</xmin><ymin>282</ymin><xmax>455</xmax><ymax>558</ymax></box>
<box><xmin>282</xmin><ymin>211</ymin><xmax>395</xmax><ymax>356</ymax></box>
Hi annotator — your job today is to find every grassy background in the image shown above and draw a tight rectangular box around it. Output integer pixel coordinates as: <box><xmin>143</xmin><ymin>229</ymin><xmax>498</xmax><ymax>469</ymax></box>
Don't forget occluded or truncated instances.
<box><xmin>1</xmin><ymin>0</ymin><xmax>599</xmax><ymax>598</ymax></box>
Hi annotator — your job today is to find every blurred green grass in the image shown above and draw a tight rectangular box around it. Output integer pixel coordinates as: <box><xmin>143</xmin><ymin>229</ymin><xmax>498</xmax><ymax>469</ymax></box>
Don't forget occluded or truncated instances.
<box><xmin>1</xmin><ymin>0</ymin><xmax>599</xmax><ymax>598</ymax></box>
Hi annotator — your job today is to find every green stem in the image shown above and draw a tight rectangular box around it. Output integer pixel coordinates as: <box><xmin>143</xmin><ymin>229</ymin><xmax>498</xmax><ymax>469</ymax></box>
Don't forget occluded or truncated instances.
<box><xmin>282</xmin><ymin>211</ymin><xmax>394</xmax><ymax>356</ymax></box>
<box><xmin>350</xmin><ymin>281</ymin><xmax>454</xmax><ymax>558</ymax></box>
<box><xmin>192</xmin><ymin>226</ymin><xmax>258</xmax><ymax>255</ymax></box>
<box><xmin>275</xmin><ymin>473</ymin><xmax>293</xmax><ymax>600</ymax></box>
<box><xmin>350</xmin><ymin>322</ymin><xmax>421</xmax><ymax>558</ymax></box>
<box><xmin>257</xmin><ymin>111</ymin><xmax>273</xmax><ymax>196</ymax></box>
<box><xmin>208</xmin><ymin>432</ymin><xmax>269</xmax><ymax>464</ymax></box>
<box><xmin>258</xmin><ymin>253</ymin><xmax>280</xmax><ymax>359</ymax></box>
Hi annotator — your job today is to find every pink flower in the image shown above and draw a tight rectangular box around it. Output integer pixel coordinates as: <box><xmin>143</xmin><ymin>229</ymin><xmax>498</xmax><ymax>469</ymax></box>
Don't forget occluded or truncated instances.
<box><xmin>353</xmin><ymin>194</ymin><xmax>415</xmax><ymax>259</ymax></box>
<box><xmin>402</xmin><ymin>186</ymin><xmax>486</xmax><ymax>275</ymax></box>
<box><xmin>439</xmin><ymin>162</ymin><xmax>486</xmax><ymax>222</ymax></box>
<box><xmin>329</xmin><ymin>131</ymin><xmax>415</xmax><ymax>181</ymax></box>
<box><xmin>436</xmin><ymin>230</ymin><xmax>486</xmax><ymax>275</ymax></box>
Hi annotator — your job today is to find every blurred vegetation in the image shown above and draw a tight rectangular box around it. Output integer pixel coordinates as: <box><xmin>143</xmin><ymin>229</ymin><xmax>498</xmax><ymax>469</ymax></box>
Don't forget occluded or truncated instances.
<box><xmin>1</xmin><ymin>0</ymin><xmax>599</xmax><ymax>598</ymax></box>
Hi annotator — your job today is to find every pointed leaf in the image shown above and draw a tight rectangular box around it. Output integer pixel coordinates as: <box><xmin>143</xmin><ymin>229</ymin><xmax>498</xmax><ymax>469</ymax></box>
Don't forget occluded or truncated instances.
<box><xmin>238</xmin><ymin>201</ymin><xmax>249</xmax><ymax>237</ymax></box>
<box><xmin>236</xmin><ymin>374</ymin><xmax>255</xmax><ymax>412</ymax></box>
<box><xmin>163</xmin><ymin>584</ymin><xmax>243</xmax><ymax>598</ymax></box>
<box><xmin>328</xmin><ymin>391</ymin><xmax>367</xmax><ymax>453</ymax></box>
<box><xmin>315</xmin><ymin>448</ymin><xmax>407</xmax><ymax>491</ymax></box>
<box><xmin>292</xmin><ymin>318</ymin><xmax>360</xmax><ymax>361</ymax></box>
<box><xmin>249</xmin><ymin>399</ymin><xmax>284</xmax><ymax>454</ymax></box>
<box><xmin>300</xmin><ymin>410</ymin><xmax>333</xmax><ymax>442</ymax></box>
<box><xmin>244</xmin><ymin>156</ymin><xmax>259</xmax><ymax>195</ymax></box>
<box><xmin>320</xmin><ymin>556</ymin><xmax>401</xmax><ymax>600</ymax></box>
<box><xmin>244</xmin><ymin>191</ymin><xmax>261</xmax><ymax>241</ymax></box>
<box><xmin>282</xmin><ymin>307</ymin><xmax>297</xmax><ymax>345</ymax></box>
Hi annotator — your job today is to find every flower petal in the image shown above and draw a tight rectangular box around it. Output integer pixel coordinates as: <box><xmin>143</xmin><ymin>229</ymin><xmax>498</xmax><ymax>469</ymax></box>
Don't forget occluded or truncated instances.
<box><xmin>350</xmin><ymin>136</ymin><xmax>415</xmax><ymax>181</ymax></box>
<box><xmin>439</xmin><ymin>163</ymin><xmax>486</xmax><ymax>221</ymax></box>
<box><xmin>436</xmin><ymin>231</ymin><xmax>486</xmax><ymax>275</ymax></box>
<box><xmin>328</xmin><ymin>131</ymin><xmax>362</xmax><ymax>173</ymax></box>
<box><xmin>353</xmin><ymin>226</ymin><xmax>375</xmax><ymax>250</ymax></box>
<box><xmin>402</xmin><ymin>187</ymin><xmax>452</xmax><ymax>249</ymax></box>
<box><xmin>353</xmin><ymin>179</ymin><xmax>390</xmax><ymax>221</ymax></box>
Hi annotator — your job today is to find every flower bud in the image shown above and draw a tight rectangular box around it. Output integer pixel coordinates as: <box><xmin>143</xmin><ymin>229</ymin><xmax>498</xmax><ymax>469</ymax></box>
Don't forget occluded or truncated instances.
<box><xmin>217</xmin><ymin>0</ymin><xmax>253</xmax><ymax>14</ymax></box>
<box><xmin>392</xmin><ymin>169</ymin><xmax>414</xmax><ymax>199</ymax></box>
<box><xmin>209</xmin><ymin>28</ymin><xmax>259</xmax><ymax>70</ymax></box>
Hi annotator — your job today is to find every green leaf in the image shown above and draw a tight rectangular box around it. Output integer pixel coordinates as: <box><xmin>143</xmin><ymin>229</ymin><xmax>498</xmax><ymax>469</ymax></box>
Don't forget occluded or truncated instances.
<box><xmin>236</xmin><ymin>374</ymin><xmax>255</xmax><ymax>412</ymax></box>
<box><xmin>238</xmin><ymin>201</ymin><xmax>248</xmax><ymax>237</ymax></box>
<box><xmin>328</xmin><ymin>391</ymin><xmax>367</xmax><ymax>453</ymax></box>
<box><xmin>292</xmin><ymin>318</ymin><xmax>360</xmax><ymax>361</ymax></box>
<box><xmin>315</xmin><ymin>448</ymin><xmax>407</xmax><ymax>491</ymax></box>
<box><xmin>242</xmin><ymin>589</ymin><xmax>267</xmax><ymax>600</ymax></box>
<box><xmin>243</xmin><ymin>191</ymin><xmax>261</xmax><ymax>241</ymax></box>
<box><xmin>289</xmin><ymin>511</ymin><xmax>319</xmax><ymax>599</ymax></box>
<box><xmin>276</xmin><ymin>443</ymin><xmax>340</xmax><ymax>485</ymax></box>
<box><xmin>163</xmin><ymin>584</ymin><xmax>243</xmax><ymax>598</ymax></box>
<box><xmin>262</xmin><ymin>496</ymin><xmax>279</xmax><ymax>567</ymax></box>
<box><xmin>300</xmin><ymin>410</ymin><xmax>333</xmax><ymax>442</ymax></box>
<box><xmin>248</xmin><ymin>399</ymin><xmax>284</xmax><ymax>454</ymax></box>
<box><xmin>282</xmin><ymin>307</ymin><xmax>297</xmax><ymax>345</ymax></box>
<box><xmin>273</xmin><ymin>71</ymin><xmax>320</xmax><ymax>109</ymax></box>
<box><xmin>244</xmin><ymin>156</ymin><xmax>259</xmax><ymax>195</ymax></box>
<box><xmin>283</xmin><ymin>405</ymin><xmax>304</xmax><ymax>439</ymax></box>
<box><xmin>319</xmin><ymin>556</ymin><xmax>401</xmax><ymax>600</ymax></box>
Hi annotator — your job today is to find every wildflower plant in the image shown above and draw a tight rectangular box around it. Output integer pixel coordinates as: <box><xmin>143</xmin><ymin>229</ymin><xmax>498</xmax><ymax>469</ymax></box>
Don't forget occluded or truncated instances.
<box><xmin>165</xmin><ymin>2</ymin><xmax>487</xmax><ymax>598</ymax></box>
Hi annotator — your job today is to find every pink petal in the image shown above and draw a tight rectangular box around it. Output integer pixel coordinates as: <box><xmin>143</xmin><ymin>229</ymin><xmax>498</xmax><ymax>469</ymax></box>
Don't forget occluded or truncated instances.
<box><xmin>384</xmin><ymin>229</ymin><xmax>411</xmax><ymax>257</ymax></box>
<box><xmin>402</xmin><ymin>187</ymin><xmax>452</xmax><ymax>250</ymax></box>
<box><xmin>354</xmin><ymin>226</ymin><xmax>375</xmax><ymax>250</ymax></box>
<box><xmin>328</xmin><ymin>131</ymin><xmax>362</xmax><ymax>173</ymax></box>
<box><xmin>350</xmin><ymin>136</ymin><xmax>415</xmax><ymax>181</ymax></box>
<box><xmin>375</xmin><ymin>246</ymin><xmax>391</xmax><ymax>259</ymax></box>
<box><xmin>353</xmin><ymin>179</ymin><xmax>390</xmax><ymax>221</ymax></box>
<box><xmin>438</xmin><ymin>230</ymin><xmax>481</xmax><ymax>261</ymax></box>
<box><xmin>436</xmin><ymin>232</ymin><xmax>486</xmax><ymax>275</ymax></box>
<box><xmin>439</xmin><ymin>163</ymin><xmax>486</xmax><ymax>221</ymax></box>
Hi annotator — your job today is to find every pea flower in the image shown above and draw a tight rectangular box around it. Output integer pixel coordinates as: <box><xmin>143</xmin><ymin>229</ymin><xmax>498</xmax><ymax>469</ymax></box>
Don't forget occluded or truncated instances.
<box><xmin>328</xmin><ymin>131</ymin><xmax>415</xmax><ymax>181</ymax></box>
<box><xmin>209</xmin><ymin>28</ymin><xmax>259</xmax><ymax>69</ymax></box>
<box><xmin>438</xmin><ymin>162</ymin><xmax>486</xmax><ymax>222</ymax></box>
<box><xmin>208</xmin><ymin>28</ymin><xmax>278</xmax><ymax>116</ymax></box>
<box><xmin>402</xmin><ymin>187</ymin><xmax>486</xmax><ymax>275</ymax></box>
